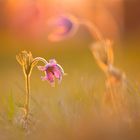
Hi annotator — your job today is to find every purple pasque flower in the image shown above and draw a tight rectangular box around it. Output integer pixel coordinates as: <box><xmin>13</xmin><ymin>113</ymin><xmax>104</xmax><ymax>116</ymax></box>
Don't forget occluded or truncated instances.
<box><xmin>38</xmin><ymin>59</ymin><xmax>65</xmax><ymax>86</ymax></box>
<box><xmin>48</xmin><ymin>14</ymin><xmax>79</xmax><ymax>41</ymax></box>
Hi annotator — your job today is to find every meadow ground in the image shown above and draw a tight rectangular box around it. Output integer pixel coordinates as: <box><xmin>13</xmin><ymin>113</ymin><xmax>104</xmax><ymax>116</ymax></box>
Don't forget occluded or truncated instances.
<box><xmin>0</xmin><ymin>35</ymin><xmax>140</xmax><ymax>140</ymax></box>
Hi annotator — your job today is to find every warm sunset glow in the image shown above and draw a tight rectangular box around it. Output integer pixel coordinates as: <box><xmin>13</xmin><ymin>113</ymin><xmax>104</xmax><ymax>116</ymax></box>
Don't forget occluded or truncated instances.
<box><xmin>0</xmin><ymin>0</ymin><xmax>140</xmax><ymax>139</ymax></box>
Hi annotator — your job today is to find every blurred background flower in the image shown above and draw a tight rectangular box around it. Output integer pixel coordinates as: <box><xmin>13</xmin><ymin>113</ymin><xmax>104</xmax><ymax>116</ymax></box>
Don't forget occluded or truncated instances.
<box><xmin>0</xmin><ymin>0</ymin><xmax>139</xmax><ymax>46</ymax></box>
<box><xmin>0</xmin><ymin>0</ymin><xmax>124</xmax><ymax>42</ymax></box>
<box><xmin>47</xmin><ymin>15</ymin><xmax>79</xmax><ymax>42</ymax></box>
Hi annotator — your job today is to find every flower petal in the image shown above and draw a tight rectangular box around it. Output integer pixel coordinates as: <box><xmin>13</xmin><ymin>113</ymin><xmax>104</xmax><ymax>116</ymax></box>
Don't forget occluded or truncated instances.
<box><xmin>41</xmin><ymin>76</ymin><xmax>48</xmax><ymax>81</ymax></box>
<box><xmin>37</xmin><ymin>66</ymin><xmax>46</xmax><ymax>71</ymax></box>
<box><xmin>56</xmin><ymin>64</ymin><xmax>65</xmax><ymax>75</ymax></box>
<box><xmin>56</xmin><ymin>16</ymin><xmax>73</xmax><ymax>36</ymax></box>
<box><xmin>47</xmin><ymin>72</ymin><xmax>55</xmax><ymax>83</ymax></box>
<box><xmin>53</xmin><ymin>68</ymin><xmax>61</xmax><ymax>79</ymax></box>
<box><xmin>49</xmin><ymin>59</ymin><xmax>57</xmax><ymax>64</ymax></box>
<box><xmin>48</xmin><ymin>15</ymin><xmax>79</xmax><ymax>42</ymax></box>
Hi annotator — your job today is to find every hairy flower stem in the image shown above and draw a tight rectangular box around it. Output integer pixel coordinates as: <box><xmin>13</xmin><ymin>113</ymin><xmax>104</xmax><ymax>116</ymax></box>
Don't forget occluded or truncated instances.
<box><xmin>32</xmin><ymin>57</ymin><xmax>48</xmax><ymax>65</ymax></box>
<box><xmin>80</xmin><ymin>20</ymin><xmax>103</xmax><ymax>42</ymax></box>
<box><xmin>16</xmin><ymin>51</ymin><xmax>48</xmax><ymax>123</ymax></box>
<box><xmin>106</xmin><ymin>81</ymin><xmax>118</xmax><ymax>112</ymax></box>
<box><xmin>24</xmin><ymin>75</ymin><xmax>30</xmax><ymax>120</ymax></box>
<box><xmin>23</xmin><ymin>57</ymin><xmax>48</xmax><ymax>120</ymax></box>
<box><xmin>80</xmin><ymin>20</ymin><xmax>120</xmax><ymax>111</ymax></box>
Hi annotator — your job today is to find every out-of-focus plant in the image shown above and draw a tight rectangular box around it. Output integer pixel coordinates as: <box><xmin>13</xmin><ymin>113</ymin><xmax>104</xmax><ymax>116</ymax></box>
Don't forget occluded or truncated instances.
<box><xmin>90</xmin><ymin>40</ymin><xmax>126</xmax><ymax>110</ymax></box>
<box><xmin>47</xmin><ymin>14</ymin><xmax>79</xmax><ymax>42</ymax></box>
<box><xmin>47</xmin><ymin>14</ymin><xmax>127</xmax><ymax>110</ymax></box>
<box><xmin>16</xmin><ymin>51</ymin><xmax>65</xmax><ymax>129</ymax></box>
<box><xmin>47</xmin><ymin>14</ymin><xmax>103</xmax><ymax>42</ymax></box>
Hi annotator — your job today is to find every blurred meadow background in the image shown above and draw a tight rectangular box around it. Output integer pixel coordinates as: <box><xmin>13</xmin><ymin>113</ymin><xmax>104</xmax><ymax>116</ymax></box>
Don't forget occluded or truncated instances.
<box><xmin>0</xmin><ymin>0</ymin><xmax>140</xmax><ymax>140</ymax></box>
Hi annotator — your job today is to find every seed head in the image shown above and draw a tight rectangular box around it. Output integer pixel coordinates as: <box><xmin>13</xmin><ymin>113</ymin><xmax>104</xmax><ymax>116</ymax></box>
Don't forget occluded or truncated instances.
<box><xmin>16</xmin><ymin>51</ymin><xmax>34</xmax><ymax>76</ymax></box>
<box><xmin>91</xmin><ymin>40</ymin><xmax>114</xmax><ymax>73</ymax></box>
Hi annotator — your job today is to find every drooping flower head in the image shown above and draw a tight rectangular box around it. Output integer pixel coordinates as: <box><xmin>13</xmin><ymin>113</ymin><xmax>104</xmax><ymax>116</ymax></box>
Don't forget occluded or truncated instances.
<box><xmin>38</xmin><ymin>59</ymin><xmax>65</xmax><ymax>86</ymax></box>
<box><xmin>48</xmin><ymin>14</ymin><xmax>79</xmax><ymax>42</ymax></box>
